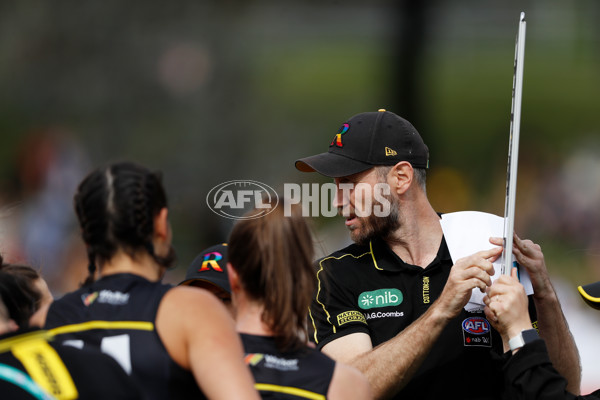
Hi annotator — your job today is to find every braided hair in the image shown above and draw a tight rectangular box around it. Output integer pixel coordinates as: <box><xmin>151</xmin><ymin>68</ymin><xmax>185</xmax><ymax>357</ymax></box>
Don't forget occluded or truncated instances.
<box><xmin>74</xmin><ymin>162</ymin><xmax>176</xmax><ymax>286</ymax></box>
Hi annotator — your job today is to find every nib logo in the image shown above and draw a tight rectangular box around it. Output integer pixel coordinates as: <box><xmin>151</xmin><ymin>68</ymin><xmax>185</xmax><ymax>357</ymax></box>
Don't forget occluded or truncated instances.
<box><xmin>358</xmin><ymin>289</ymin><xmax>403</xmax><ymax>310</ymax></box>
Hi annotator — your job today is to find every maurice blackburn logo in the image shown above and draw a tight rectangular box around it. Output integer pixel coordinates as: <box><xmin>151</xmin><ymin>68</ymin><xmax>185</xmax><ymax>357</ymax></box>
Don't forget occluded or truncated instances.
<box><xmin>81</xmin><ymin>290</ymin><xmax>130</xmax><ymax>307</ymax></box>
<box><xmin>245</xmin><ymin>353</ymin><xmax>299</xmax><ymax>371</ymax></box>
<box><xmin>462</xmin><ymin>316</ymin><xmax>492</xmax><ymax>347</ymax></box>
<box><xmin>206</xmin><ymin>180</ymin><xmax>279</xmax><ymax>220</ymax></box>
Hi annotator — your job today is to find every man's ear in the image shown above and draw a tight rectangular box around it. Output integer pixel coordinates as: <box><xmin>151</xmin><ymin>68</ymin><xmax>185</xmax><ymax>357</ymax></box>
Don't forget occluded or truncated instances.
<box><xmin>153</xmin><ymin>208</ymin><xmax>169</xmax><ymax>240</ymax></box>
<box><xmin>389</xmin><ymin>161</ymin><xmax>414</xmax><ymax>195</ymax></box>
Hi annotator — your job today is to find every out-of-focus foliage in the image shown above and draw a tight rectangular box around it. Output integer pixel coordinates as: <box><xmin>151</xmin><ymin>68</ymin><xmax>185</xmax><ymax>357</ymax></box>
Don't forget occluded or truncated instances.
<box><xmin>0</xmin><ymin>0</ymin><xmax>598</xmax><ymax>287</ymax></box>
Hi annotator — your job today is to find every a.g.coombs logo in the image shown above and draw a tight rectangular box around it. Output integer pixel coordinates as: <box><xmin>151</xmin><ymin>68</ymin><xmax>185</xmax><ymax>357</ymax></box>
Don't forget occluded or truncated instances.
<box><xmin>206</xmin><ymin>180</ymin><xmax>279</xmax><ymax>220</ymax></box>
<box><xmin>358</xmin><ymin>289</ymin><xmax>403</xmax><ymax>310</ymax></box>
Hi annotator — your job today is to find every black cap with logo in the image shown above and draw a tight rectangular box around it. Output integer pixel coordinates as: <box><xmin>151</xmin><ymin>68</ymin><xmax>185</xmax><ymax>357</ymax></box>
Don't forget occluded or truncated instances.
<box><xmin>578</xmin><ymin>281</ymin><xmax>600</xmax><ymax>310</ymax></box>
<box><xmin>179</xmin><ymin>243</ymin><xmax>230</xmax><ymax>293</ymax></box>
<box><xmin>295</xmin><ymin>109</ymin><xmax>429</xmax><ymax>178</ymax></box>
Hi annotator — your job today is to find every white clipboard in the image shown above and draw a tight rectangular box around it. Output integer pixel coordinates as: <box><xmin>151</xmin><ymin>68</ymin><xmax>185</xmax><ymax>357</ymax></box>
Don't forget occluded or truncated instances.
<box><xmin>502</xmin><ymin>12</ymin><xmax>527</xmax><ymax>275</ymax></box>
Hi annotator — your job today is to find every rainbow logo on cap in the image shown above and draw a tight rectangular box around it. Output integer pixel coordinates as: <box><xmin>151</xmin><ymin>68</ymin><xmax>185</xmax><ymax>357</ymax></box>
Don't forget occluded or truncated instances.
<box><xmin>198</xmin><ymin>252</ymin><xmax>224</xmax><ymax>272</ymax></box>
<box><xmin>331</xmin><ymin>123</ymin><xmax>349</xmax><ymax>147</ymax></box>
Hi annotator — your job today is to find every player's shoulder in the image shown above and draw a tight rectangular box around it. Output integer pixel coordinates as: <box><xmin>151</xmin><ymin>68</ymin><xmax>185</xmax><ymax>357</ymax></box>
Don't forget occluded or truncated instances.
<box><xmin>45</xmin><ymin>287</ymin><xmax>89</xmax><ymax>326</ymax></box>
<box><xmin>51</xmin><ymin>283</ymin><xmax>105</xmax><ymax>312</ymax></box>
<box><xmin>159</xmin><ymin>285</ymin><xmax>226</xmax><ymax>316</ymax></box>
<box><xmin>317</xmin><ymin>242</ymin><xmax>373</xmax><ymax>270</ymax></box>
<box><xmin>303</xmin><ymin>344</ymin><xmax>336</xmax><ymax>366</ymax></box>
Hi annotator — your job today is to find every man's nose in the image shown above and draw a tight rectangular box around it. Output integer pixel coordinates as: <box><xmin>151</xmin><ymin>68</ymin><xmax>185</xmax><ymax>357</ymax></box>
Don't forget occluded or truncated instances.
<box><xmin>333</xmin><ymin>182</ymin><xmax>352</xmax><ymax>209</ymax></box>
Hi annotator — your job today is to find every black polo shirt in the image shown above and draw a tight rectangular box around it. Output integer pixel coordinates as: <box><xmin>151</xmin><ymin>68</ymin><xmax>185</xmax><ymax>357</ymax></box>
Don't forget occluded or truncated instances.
<box><xmin>310</xmin><ymin>236</ymin><xmax>537</xmax><ymax>400</ymax></box>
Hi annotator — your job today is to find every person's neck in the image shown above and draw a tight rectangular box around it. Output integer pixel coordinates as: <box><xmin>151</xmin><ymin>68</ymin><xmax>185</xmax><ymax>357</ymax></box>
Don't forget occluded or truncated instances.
<box><xmin>385</xmin><ymin>197</ymin><xmax>442</xmax><ymax>268</ymax></box>
<box><xmin>234</xmin><ymin>296</ymin><xmax>273</xmax><ymax>337</ymax></box>
<box><xmin>99</xmin><ymin>251</ymin><xmax>163</xmax><ymax>282</ymax></box>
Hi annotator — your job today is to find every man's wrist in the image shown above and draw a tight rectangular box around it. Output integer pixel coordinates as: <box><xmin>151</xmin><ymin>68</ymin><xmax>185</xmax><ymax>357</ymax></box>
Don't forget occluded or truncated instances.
<box><xmin>508</xmin><ymin>328</ymin><xmax>539</xmax><ymax>351</ymax></box>
<box><xmin>428</xmin><ymin>300</ymin><xmax>454</xmax><ymax>325</ymax></box>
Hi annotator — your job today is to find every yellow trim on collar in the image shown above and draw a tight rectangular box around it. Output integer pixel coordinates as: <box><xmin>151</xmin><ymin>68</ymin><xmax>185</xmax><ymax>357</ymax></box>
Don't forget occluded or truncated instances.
<box><xmin>369</xmin><ymin>240</ymin><xmax>383</xmax><ymax>270</ymax></box>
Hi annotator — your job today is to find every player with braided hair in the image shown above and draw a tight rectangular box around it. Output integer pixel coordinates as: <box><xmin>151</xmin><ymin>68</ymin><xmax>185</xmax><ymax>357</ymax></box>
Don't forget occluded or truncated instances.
<box><xmin>45</xmin><ymin>161</ymin><xmax>259</xmax><ymax>400</ymax></box>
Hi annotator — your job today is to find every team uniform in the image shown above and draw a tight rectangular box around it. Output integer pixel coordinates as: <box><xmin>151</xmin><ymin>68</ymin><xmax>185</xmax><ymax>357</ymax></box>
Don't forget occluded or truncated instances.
<box><xmin>44</xmin><ymin>273</ymin><xmax>204</xmax><ymax>400</ymax></box>
<box><xmin>0</xmin><ymin>328</ymin><xmax>141</xmax><ymax>400</ymax></box>
<box><xmin>241</xmin><ymin>333</ymin><xmax>335</xmax><ymax>400</ymax></box>
<box><xmin>309</xmin><ymin>236</ymin><xmax>537</xmax><ymax>400</ymax></box>
<box><xmin>503</xmin><ymin>339</ymin><xmax>600</xmax><ymax>400</ymax></box>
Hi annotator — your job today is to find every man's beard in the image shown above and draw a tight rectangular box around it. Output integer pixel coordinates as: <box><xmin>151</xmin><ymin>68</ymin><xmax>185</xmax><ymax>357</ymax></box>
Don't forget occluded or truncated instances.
<box><xmin>349</xmin><ymin>192</ymin><xmax>401</xmax><ymax>246</ymax></box>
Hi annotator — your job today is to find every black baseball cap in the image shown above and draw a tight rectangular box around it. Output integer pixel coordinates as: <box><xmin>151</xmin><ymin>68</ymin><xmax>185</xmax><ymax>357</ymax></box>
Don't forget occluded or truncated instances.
<box><xmin>295</xmin><ymin>109</ymin><xmax>429</xmax><ymax>178</ymax></box>
<box><xmin>578</xmin><ymin>281</ymin><xmax>600</xmax><ymax>310</ymax></box>
<box><xmin>179</xmin><ymin>243</ymin><xmax>231</xmax><ymax>293</ymax></box>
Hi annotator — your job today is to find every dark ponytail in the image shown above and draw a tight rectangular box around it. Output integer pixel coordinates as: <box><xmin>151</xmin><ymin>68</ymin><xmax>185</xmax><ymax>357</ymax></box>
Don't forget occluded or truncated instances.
<box><xmin>228</xmin><ymin>199</ymin><xmax>316</xmax><ymax>352</ymax></box>
<box><xmin>0</xmin><ymin>255</ymin><xmax>41</xmax><ymax>329</ymax></box>
<box><xmin>74</xmin><ymin>162</ymin><xmax>176</xmax><ymax>285</ymax></box>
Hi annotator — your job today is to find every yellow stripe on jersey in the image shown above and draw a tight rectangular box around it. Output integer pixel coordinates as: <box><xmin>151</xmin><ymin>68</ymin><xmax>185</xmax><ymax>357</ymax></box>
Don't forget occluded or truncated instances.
<box><xmin>313</xmin><ymin>251</ymin><xmax>372</xmax><ymax>344</ymax></box>
<box><xmin>255</xmin><ymin>383</ymin><xmax>326</xmax><ymax>400</ymax></box>
<box><xmin>11</xmin><ymin>338</ymin><xmax>78</xmax><ymax>399</ymax></box>
<box><xmin>48</xmin><ymin>320</ymin><xmax>154</xmax><ymax>336</ymax></box>
<box><xmin>0</xmin><ymin>330</ymin><xmax>54</xmax><ymax>353</ymax></box>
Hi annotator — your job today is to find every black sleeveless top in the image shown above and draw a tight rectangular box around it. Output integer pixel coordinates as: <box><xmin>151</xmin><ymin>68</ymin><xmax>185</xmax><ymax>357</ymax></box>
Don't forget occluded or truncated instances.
<box><xmin>0</xmin><ymin>328</ymin><xmax>142</xmax><ymax>400</ymax></box>
<box><xmin>45</xmin><ymin>273</ymin><xmax>204</xmax><ymax>400</ymax></box>
<box><xmin>241</xmin><ymin>333</ymin><xmax>336</xmax><ymax>400</ymax></box>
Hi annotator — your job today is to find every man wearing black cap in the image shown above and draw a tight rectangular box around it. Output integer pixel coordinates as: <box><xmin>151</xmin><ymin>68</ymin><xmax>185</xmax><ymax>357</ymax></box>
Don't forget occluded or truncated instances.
<box><xmin>295</xmin><ymin>109</ymin><xmax>581</xmax><ymax>399</ymax></box>
<box><xmin>484</xmin><ymin>270</ymin><xmax>599</xmax><ymax>399</ymax></box>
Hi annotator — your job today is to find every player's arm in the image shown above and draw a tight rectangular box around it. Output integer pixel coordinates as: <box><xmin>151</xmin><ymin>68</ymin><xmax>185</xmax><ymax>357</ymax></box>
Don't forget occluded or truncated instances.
<box><xmin>322</xmin><ymin>247</ymin><xmax>501</xmax><ymax>400</ymax></box>
<box><xmin>483</xmin><ymin>267</ymin><xmax>534</xmax><ymax>352</ymax></box>
<box><xmin>483</xmin><ymin>271</ymin><xmax>585</xmax><ymax>400</ymax></box>
<box><xmin>156</xmin><ymin>286</ymin><xmax>260</xmax><ymax>400</ymax></box>
<box><xmin>491</xmin><ymin>235</ymin><xmax>582</xmax><ymax>394</ymax></box>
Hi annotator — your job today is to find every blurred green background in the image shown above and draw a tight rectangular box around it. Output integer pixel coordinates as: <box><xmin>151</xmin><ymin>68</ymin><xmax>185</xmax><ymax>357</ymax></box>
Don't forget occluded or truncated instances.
<box><xmin>1</xmin><ymin>0</ymin><xmax>599</xmax><ymax>390</ymax></box>
<box><xmin>1</xmin><ymin>2</ymin><xmax>600</xmax><ymax>384</ymax></box>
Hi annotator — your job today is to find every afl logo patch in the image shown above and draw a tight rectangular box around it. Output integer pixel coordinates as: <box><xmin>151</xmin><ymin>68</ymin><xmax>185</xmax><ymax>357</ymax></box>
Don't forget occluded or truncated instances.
<box><xmin>462</xmin><ymin>316</ymin><xmax>492</xmax><ymax>347</ymax></box>
<box><xmin>462</xmin><ymin>317</ymin><xmax>490</xmax><ymax>335</ymax></box>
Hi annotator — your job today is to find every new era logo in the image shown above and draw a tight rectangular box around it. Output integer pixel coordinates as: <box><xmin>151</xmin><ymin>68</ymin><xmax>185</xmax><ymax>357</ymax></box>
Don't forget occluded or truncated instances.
<box><xmin>385</xmin><ymin>147</ymin><xmax>397</xmax><ymax>156</ymax></box>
